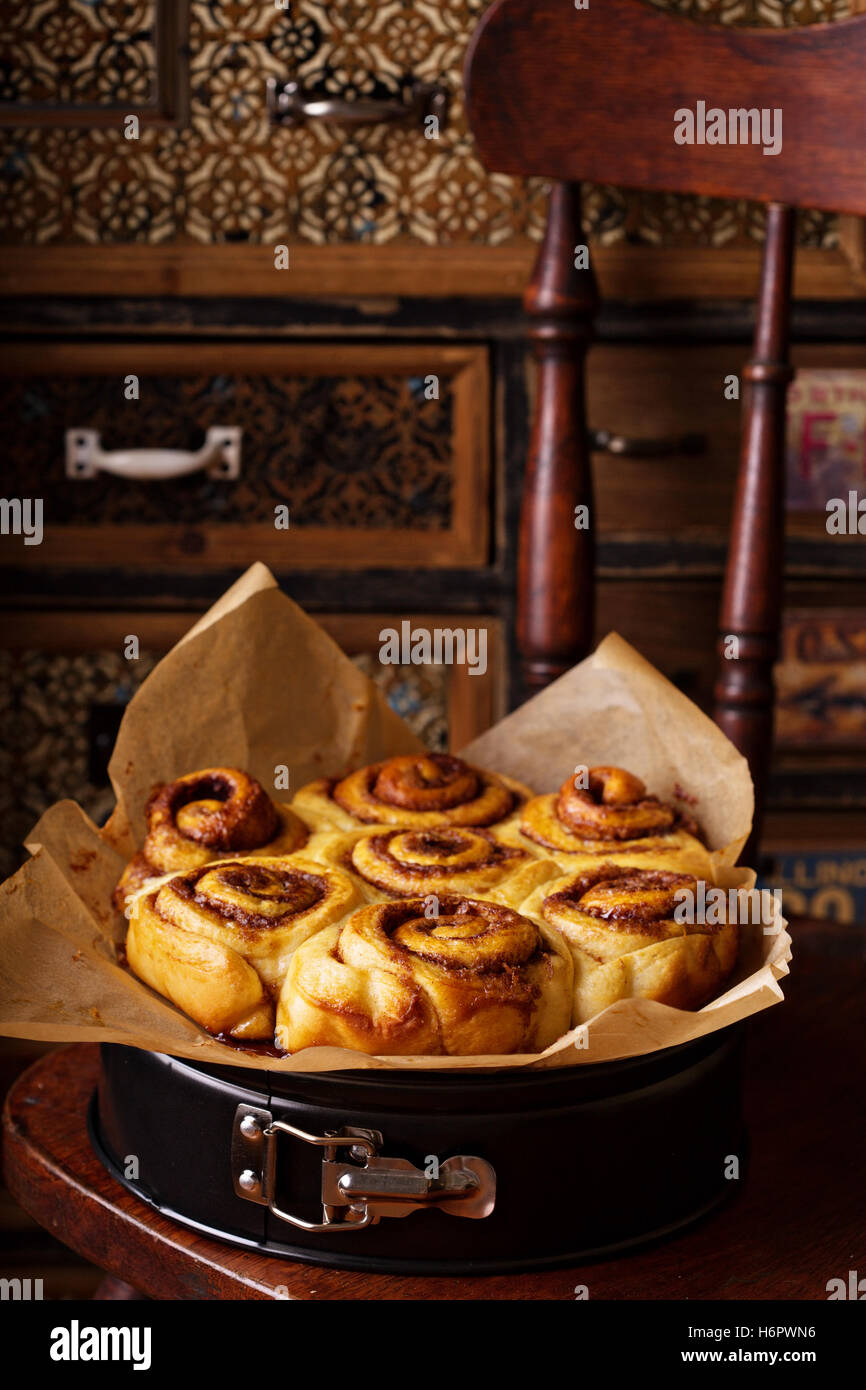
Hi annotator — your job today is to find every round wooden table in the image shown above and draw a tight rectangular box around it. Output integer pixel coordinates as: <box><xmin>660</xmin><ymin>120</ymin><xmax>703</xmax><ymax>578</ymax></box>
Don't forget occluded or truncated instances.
<box><xmin>2</xmin><ymin>916</ymin><xmax>862</xmax><ymax>1300</ymax></box>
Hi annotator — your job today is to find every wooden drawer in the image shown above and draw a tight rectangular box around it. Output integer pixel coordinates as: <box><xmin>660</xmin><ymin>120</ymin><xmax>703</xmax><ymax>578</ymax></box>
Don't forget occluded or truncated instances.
<box><xmin>0</xmin><ymin>341</ymin><xmax>489</xmax><ymax>570</ymax></box>
<box><xmin>588</xmin><ymin>342</ymin><xmax>866</xmax><ymax>549</ymax></box>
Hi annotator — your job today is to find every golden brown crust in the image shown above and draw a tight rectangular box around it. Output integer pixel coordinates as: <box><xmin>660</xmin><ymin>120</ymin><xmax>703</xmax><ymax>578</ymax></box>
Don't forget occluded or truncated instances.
<box><xmin>350</xmin><ymin>827</ymin><xmax>527</xmax><ymax>897</ymax></box>
<box><xmin>555</xmin><ymin>766</ymin><xmax>676</xmax><ymax>840</ymax></box>
<box><xmin>291</xmin><ymin>756</ymin><xmax>531</xmax><ymax>832</ymax></box>
<box><xmin>518</xmin><ymin>864</ymin><xmax>739</xmax><ymax>1024</ymax></box>
<box><xmin>300</xmin><ymin>824</ymin><xmax>561</xmax><ymax>911</ymax></box>
<box><xmin>509</xmin><ymin>764</ymin><xmax>712</xmax><ymax>877</ymax></box>
<box><xmin>118</xmin><ymin>756</ymin><xmax>737</xmax><ymax>1053</ymax></box>
<box><xmin>125</xmin><ymin>909</ymin><xmax>275</xmax><ymax>1041</ymax></box>
<box><xmin>113</xmin><ymin>767</ymin><xmax>309</xmax><ymax>909</ymax></box>
<box><xmin>276</xmin><ymin>895</ymin><xmax>573</xmax><ymax>1056</ymax></box>
<box><xmin>125</xmin><ymin>853</ymin><xmax>360</xmax><ymax>1037</ymax></box>
<box><xmin>112</xmin><ymin>851</ymin><xmax>155</xmax><ymax>906</ymax></box>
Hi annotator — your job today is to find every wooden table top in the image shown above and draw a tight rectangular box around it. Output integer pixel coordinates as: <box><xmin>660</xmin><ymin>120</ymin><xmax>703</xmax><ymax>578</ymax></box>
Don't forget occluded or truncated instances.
<box><xmin>2</xmin><ymin>916</ymin><xmax>863</xmax><ymax>1300</ymax></box>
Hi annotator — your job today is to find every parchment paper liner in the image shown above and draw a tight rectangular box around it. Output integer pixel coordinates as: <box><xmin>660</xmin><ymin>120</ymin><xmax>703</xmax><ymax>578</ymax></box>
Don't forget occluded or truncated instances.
<box><xmin>0</xmin><ymin>563</ymin><xmax>791</xmax><ymax>1072</ymax></box>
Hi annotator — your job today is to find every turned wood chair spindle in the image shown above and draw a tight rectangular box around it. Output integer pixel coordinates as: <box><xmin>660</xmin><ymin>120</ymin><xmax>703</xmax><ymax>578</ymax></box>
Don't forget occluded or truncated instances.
<box><xmin>520</xmin><ymin>182</ymin><xmax>599</xmax><ymax>692</ymax></box>
<box><xmin>715</xmin><ymin>203</ymin><xmax>796</xmax><ymax>847</ymax></box>
<box><xmin>465</xmin><ymin>0</ymin><xmax>866</xmax><ymax>856</ymax></box>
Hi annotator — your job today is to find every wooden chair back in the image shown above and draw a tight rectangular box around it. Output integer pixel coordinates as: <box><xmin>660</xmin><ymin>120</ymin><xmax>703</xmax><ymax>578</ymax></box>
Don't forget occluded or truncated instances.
<box><xmin>465</xmin><ymin>0</ymin><xmax>866</xmax><ymax>854</ymax></box>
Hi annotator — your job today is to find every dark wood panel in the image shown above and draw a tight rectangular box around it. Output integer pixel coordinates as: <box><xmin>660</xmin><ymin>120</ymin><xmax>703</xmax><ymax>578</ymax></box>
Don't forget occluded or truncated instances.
<box><xmin>590</xmin><ymin>342</ymin><xmax>866</xmax><ymax>540</ymax></box>
<box><xmin>7</xmin><ymin>294</ymin><xmax>866</xmax><ymax>343</ymax></box>
<box><xmin>1</xmin><ymin>244</ymin><xmax>865</xmax><ymax>301</ymax></box>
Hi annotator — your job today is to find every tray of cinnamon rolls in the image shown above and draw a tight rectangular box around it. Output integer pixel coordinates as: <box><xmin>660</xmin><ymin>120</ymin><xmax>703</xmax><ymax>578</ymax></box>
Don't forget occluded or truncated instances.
<box><xmin>0</xmin><ymin>575</ymin><xmax>792</xmax><ymax>1271</ymax></box>
<box><xmin>115</xmin><ymin>752</ymin><xmax>740</xmax><ymax>1059</ymax></box>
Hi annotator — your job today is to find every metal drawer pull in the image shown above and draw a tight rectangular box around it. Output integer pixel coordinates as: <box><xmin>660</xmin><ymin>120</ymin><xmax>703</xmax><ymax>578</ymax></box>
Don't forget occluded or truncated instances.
<box><xmin>231</xmin><ymin>1105</ymin><xmax>496</xmax><ymax>1233</ymax></box>
<box><xmin>590</xmin><ymin>427</ymin><xmax>705</xmax><ymax>457</ymax></box>
<box><xmin>267</xmin><ymin>77</ymin><xmax>449</xmax><ymax>131</ymax></box>
<box><xmin>65</xmin><ymin>427</ymin><xmax>242</xmax><ymax>481</ymax></box>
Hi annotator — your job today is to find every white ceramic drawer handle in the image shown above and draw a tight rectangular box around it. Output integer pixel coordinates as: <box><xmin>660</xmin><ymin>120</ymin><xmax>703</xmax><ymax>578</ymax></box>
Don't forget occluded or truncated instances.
<box><xmin>65</xmin><ymin>427</ymin><xmax>242</xmax><ymax>481</ymax></box>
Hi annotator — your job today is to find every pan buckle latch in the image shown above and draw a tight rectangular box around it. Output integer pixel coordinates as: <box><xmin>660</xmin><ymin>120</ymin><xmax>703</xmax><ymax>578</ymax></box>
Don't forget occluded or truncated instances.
<box><xmin>231</xmin><ymin>1105</ymin><xmax>496</xmax><ymax>1233</ymax></box>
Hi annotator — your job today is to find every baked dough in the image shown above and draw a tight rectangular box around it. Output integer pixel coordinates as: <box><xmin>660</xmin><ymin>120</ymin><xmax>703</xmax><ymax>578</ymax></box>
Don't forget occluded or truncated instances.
<box><xmin>291</xmin><ymin>754</ymin><xmax>531</xmax><ymax>832</ymax></box>
<box><xmin>126</xmin><ymin>854</ymin><xmax>359</xmax><ymax>1039</ymax></box>
<box><xmin>276</xmin><ymin>894</ymin><xmax>573</xmax><ymax>1056</ymax></box>
<box><xmin>114</xmin><ymin>767</ymin><xmax>308</xmax><ymax>909</ymax></box>
<box><xmin>501</xmin><ymin>765</ymin><xmax>712</xmax><ymax>877</ymax></box>
<box><xmin>303</xmin><ymin>824</ymin><xmax>558</xmax><ymax>907</ymax></box>
<box><xmin>119</xmin><ymin>758</ymin><xmax>739</xmax><ymax>1054</ymax></box>
<box><xmin>518</xmin><ymin>863</ymin><xmax>739</xmax><ymax>1024</ymax></box>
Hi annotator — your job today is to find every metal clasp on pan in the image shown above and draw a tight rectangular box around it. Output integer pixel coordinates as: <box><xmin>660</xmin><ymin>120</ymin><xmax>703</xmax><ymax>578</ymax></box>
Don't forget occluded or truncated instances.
<box><xmin>231</xmin><ymin>1104</ymin><xmax>496</xmax><ymax>1234</ymax></box>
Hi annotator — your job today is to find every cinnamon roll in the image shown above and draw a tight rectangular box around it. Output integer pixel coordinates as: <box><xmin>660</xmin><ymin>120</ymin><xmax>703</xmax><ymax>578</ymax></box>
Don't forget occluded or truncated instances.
<box><xmin>276</xmin><ymin>895</ymin><xmax>573</xmax><ymax>1056</ymax></box>
<box><xmin>291</xmin><ymin>754</ymin><xmax>530</xmax><ymax>833</ymax></box>
<box><xmin>519</xmin><ymin>864</ymin><xmax>738</xmax><ymax>1023</ymax></box>
<box><xmin>306</xmin><ymin>825</ymin><xmax>558</xmax><ymax>907</ymax></box>
<box><xmin>114</xmin><ymin>767</ymin><xmax>309</xmax><ymax>909</ymax></box>
<box><xmin>126</xmin><ymin>854</ymin><xmax>359</xmax><ymax>1039</ymax></box>
<box><xmin>504</xmin><ymin>765</ymin><xmax>711</xmax><ymax>876</ymax></box>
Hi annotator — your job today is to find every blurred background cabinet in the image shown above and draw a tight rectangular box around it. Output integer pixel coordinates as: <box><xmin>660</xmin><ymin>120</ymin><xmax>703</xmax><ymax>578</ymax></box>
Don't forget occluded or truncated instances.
<box><xmin>2</xmin><ymin>0</ymin><xmax>866</xmax><ymax>1299</ymax></box>
<box><xmin>1</xmin><ymin>0</ymin><xmax>865</xmax><ymax>888</ymax></box>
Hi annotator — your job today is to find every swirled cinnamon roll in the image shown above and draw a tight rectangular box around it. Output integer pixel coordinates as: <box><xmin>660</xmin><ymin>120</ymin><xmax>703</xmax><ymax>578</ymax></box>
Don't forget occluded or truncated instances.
<box><xmin>114</xmin><ymin>767</ymin><xmax>309</xmax><ymax>909</ymax></box>
<box><xmin>305</xmin><ymin>825</ymin><xmax>558</xmax><ymax>907</ymax></box>
<box><xmin>519</xmin><ymin>864</ymin><xmax>738</xmax><ymax>1023</ymax></box>
<box><xmin>126</xmin><ymin>855</ymin><xmax>359</xmax><ymax>1039</ymax></box>
<box><xmin>291</xmin><ymin>754</ymin><xmax>531</xmax><ymax>833</ymax></box>
<box><xmin>276</xmin><ymin>895</ymin><xmax>573</xmax><ymax>1056</ymax></box>
<box><xmin>503</xmin><ymin>765</ymin><xmax>711</xmax><ymax>876</ymax></box>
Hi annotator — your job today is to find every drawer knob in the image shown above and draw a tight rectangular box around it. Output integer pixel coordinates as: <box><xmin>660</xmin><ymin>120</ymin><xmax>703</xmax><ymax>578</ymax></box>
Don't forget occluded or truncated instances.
<box><xmin>65</xmin><ymin>427</ymin><xmax>242</xmax><ymax>482</ymax></box>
